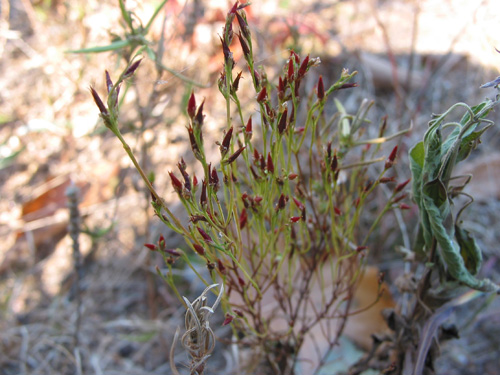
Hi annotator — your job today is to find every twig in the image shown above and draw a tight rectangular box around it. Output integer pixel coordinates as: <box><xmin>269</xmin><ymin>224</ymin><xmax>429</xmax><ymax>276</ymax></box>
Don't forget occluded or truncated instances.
<box><xmin>66</xmin><ymin>183</ymin><xmax>83</xmax><ymax>348</ymax></box>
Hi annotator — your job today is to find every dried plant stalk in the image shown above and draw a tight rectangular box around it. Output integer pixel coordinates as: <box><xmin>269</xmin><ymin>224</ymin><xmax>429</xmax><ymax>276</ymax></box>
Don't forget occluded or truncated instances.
<box><xmin>171</xmin><ymin>284</ymin><xmax>223</xmax><ymax>375</ymax></box>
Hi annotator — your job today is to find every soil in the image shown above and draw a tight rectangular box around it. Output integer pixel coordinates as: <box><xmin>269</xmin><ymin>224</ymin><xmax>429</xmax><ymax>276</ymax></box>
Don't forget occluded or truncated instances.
<box><xmin>1</xmin><ymin>0</ymin><xmax>499</xmax><ymax>374</ymax></box>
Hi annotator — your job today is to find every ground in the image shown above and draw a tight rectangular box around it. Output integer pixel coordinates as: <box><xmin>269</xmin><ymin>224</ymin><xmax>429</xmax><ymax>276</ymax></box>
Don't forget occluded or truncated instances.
<box><xmin>1</xmin><ymin>0</ymin><xmax>500</xmax><ymax>374</ymax></box>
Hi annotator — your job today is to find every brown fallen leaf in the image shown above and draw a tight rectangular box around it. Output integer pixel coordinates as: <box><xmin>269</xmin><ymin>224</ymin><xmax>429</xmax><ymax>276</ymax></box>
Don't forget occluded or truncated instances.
<box><xmin>1</xmin><ymin>161</ymin><xmax>120</xmax><ymax>275</ymax></box>
<box><xmin>344</xmin><ymin>266</ymin><xmax>395</xmax><ymax>349</ymax></box>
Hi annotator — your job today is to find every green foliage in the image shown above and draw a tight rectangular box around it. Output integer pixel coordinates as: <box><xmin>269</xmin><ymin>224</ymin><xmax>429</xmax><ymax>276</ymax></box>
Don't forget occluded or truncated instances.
<box><xmin>87</xmin><ymin>3</ymin><xmax>409</xmax><ymax>373</ymax></box>
<box><xmin>409</xmin><ymin>100</ymin><xmax>500</xmax><ymax>292</ymax></box>
<box><xmin>84</xmin><ymin>1</ymin><xmax>500</xmax><ymax>373</ymax></box>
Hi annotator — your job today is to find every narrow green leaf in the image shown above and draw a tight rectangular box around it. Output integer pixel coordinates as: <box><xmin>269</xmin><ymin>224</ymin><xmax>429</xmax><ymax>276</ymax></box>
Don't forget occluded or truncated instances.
<box><xmin>119</xmin><ymin>0</ymin><xmax>134</xmax><ymax>31</ymax></box>
<box><xmin>409</xmin><ymin>141</ymin><xmax>425</xmax><ymax>169</ymax></box>
<box><xmin>144</xmin><ymin>0</ymin><xmax>170</xmax><ymax>33</ymax></box>
<box><xmin>422</xmin><ymin>193</ymin><xmax>498</xmax><ymax>292</ymax></box>
<box><xmin>423</xmin><ymin>178</ymin><xmax>447</xmax><ymax>208</ymax></box>
<box><xmin>455</xmin><ymin>225</ymin><xmax>482</xmax><ymax>275</ymax></box>
<box><xmin>410</xmin><ymin>98</ymin><xmax>500</xmax><ymax>293</ymax></box>
<box><xmin>334</xmin><ymin>98</ymin><xmax>350</xmax><ymax>139</ymax></box>
<box><xmin>456</xmin><ymin>125</ymin><xmax>492</xmax><ymax>162</ymax></box>
<box><xmin>459</xmin><ymin>101</ymin><xmax>489</xmax><ymax>126</ymax></box>
<box><xmin>66</xmin><ymin>39</ymin><xmax>130</xmax><ymax>54</ymax></box>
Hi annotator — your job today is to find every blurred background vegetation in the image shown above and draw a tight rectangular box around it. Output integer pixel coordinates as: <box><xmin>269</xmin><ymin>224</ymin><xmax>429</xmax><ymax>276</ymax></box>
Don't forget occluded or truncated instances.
<box><xmin>1</xmin><ymin>0</ymin><xmax>500</xmax><ymax>374</ymax></box>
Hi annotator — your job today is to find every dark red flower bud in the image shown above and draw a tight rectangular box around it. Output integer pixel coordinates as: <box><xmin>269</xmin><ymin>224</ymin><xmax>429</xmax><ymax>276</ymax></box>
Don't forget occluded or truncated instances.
<box><xmin>287</xmin><ymin>57</ymin><xmax>294</xmax><ymax>81</ymax></box>
<box><xmin>378</xmin><ymin>115</ymin><xmax>388</xmax><ymax>138</ymax></box>
<box><xmin>317</xmin><ymin>75</ymin><xmax>325</xmax><ymax>101</ymax></box>
<box><xmin>259</xmin><ymin>154</ymin><xmax>266</xmax><ymax>171</ymax></box>
<box><xmin>232</xmin><ymin>71</ymin><xmax>243</xmax><ymax>93</ymax></box>
<box><xmin>200</xmin><ymin>179</ymin><xmax>207</xmax><ymax>206</ymax></box>
<box><xmin>220</xmin><ymin>127</ymin><xmax>233</xmax><ymax>157</ymax></box>
<box><xmin>293</xmin><ymin>197</ymin><xmax>304</xmax><ymax>210</ymax></box>
<box><xmin>187</xmin><ymin>127</ymin><xmax>202</xmax><ymax>159</ymax></box>
<box><xmin>217</xmin><ymin>259</ymin><xmax>226</xmax><ymax>274</ymax></box>
<box><xmin>237</xmin><ymin>32</ymin><xmax>250</xmax><ymax>58</ymax></box>
<box><xmin>144</xmin><ymin>243</ymin><xmax>157</xmax><ymax>251</ymax></box>
<box><xmin>190</xmin><ymin>215</ymin><xmax>207</xmax><ymax>223</ymax></box>
<box><xmin>123</xmin><ymin>58</ymin><xmax>142</xmax><ymax>78</ymax></box>
<box><xmin>277</xmin><ymin>108</ymin><xmax>288</xmax><ymax>135</ymax></box>
<box><xmin>393</xmin><ymin>193</ymin><xmax>407</xmax><ymax>203</ymax></box>
<box><xmin>394</xmin><ymin>178</ymin><xmax>411</xmax><ymax>193</ymax></box>
<box><xmin>241</xmin><ymin>193</ymin><xmax>249</xmax><ymax>208</ymax></box>
<box><xmin>399</xmin><ymin>203</ymin><xmax>411</xmax><ymax>210</ymax></box>
<box><xmin>228</xmin><ymin>1</ymin><xmax>238</xmax><ymax>15</ymax></box>
<box><xmin>105</xmin><ymin>71</ymin><xmax>113</xmax><ymax>93</ymax></box>
<box><xmin>254</xmin><ymin>195</ymin><xmax>263</xmax><ymax>203</ymax></box>
<box><xmin>193</xmin><ymin>243</ymin><xmax>205</xmax><ymax>255</ymax></box>
<box><xmin>178</xmin><ymin>157</ymin><xmax>186</xmax><ymax>171</ymax></box>
<box><xmin>187</xmin><ymin>91</ymin><xmax>196</xmax><ymax>119</ymax></box>
<box><xmin>253</xmin><ymin>69</ymin><xmax>261</xmax><ymax>88</ymax></box>
<box><xmin>165</xmin><ymin>248</ymin><xmax>181</xmax><ymax>256</ymax></box>
<box><xmin>90</xmin><ymin>86</ymin><xmax>108</xmax><ymax>116</ymax></box>
<box><xmin>252</xmin><ymin>148</ymin><xmax>260</xmax><ymax>163</ymax></box>
<box><xmin>379</xmin><ymin>177</ymin><xmax>396</xmax><ymax>183</ymax></box>
<box><xmin>339</xmin><ymin>82</ymin><xmax>358</xmax><ymax>90</ymax></box>
<box><xmin>218</xmin><ymin>71</ymin><xmax>227</xmax><ymax>93</ymax></box>
<box><xmin>223</xmin><ymin>313</ymin><xmax>234</xmax><ymax>326</ymax></box>
<box><xmin>151</xmin><ymin>191</ymin><xmax>158</xmax><ymax>204</ymax></box>
<box><xmin>276</xmin><ymin>193</ymin><xmax>288</xmax><ymax>211</ymax></box>
<box><xmin>266</xmin><ymin>152</ymin><xmax>274</xmax><ymax>174</ymax></box>
<box><xmin>265</xmin><ymin>103</ymin><xmax>275</xmax><ymax>120</ymax></box>
<box><xmin>334</xmin><ymin>206</ymin><xmax>342</xmax><ymax>215</ymax></box>
<box><xmin>239</xmin><ymin>208</ymin><xmax>248</xmax><ymax>229</ymax></box>
<box><xmin>210</xmin><ymin>166</ymin><xmax>220</xmax><ymax>191</ymax></box>
<box><xmin>245</xmin><ymin>117</ymin><xmax>252</xmax><ymax>141</ymax></box>
<box><xmin>356</xmin><ymin>246</ymin><xmax>368</xmax><ymax>252</ymax></box>
<box><xmin>225</xmin><ymin>146</ymin><xmax>246</xmax><ymax>164</ymax></box>
<box><xmin>238</xmin><ymin>277</ymin><xmax>245</xmax><ymax>287</ymax></box>
<box><xmin>288</xmin><ymin>173</ymin><xmax>298</xmax><ymax>180</ymax></box>
<box><xmin>256</xmin><ymin>86</ymin><xmax>267</xmax><ymax>103</ymax></box>
<box><xmin>290</xmin><ymin>216</ymin><xmax>301</xmax><ymax>223</ymax></box>
<box><xmin>291</xmin><ymin>50</ymin><xmax>300</xmax><ymax>64</ymax></box>
<box><xmin>177</xmin><ymin>158</ymin><xmax>191</xmax><ymax>192</ymax></box>
<box><xmin>234</xmin><ymin>309</ymin><xmax>244</xmax><ymax>317</ymax></box>
<box><xmin>295</xmin><ymin>80</ymin><xmax>301</xmax><ymax>97</ymax></box>
<box><xmin>195</xmin><ymin>99</ymin><xmax>205</xmax><ymax>126</ymax></box>
<box><xmin>330</xmin><ymin>153</ymin><xmax>338</xmax><ymax>172</ymax></box>
<box><xmin>354</xmin><ymin>197</ymin><xmax>361</xmax><ymax>208</ymax></box>
<box><xmin>289</xmin><ymin>104</ymin><xmax>295</xmax><ymax>125</ymax></box>
<box><xmin>193</xmin><ymin>174</ymin><xmax>198</xmax><ymax>189</ymax></box>
<box><xmin>114</xmin><ymin>84</ymin><xmax>121</xmax><ymax>107</ymax></box>
<box><xmin>236</xmin><ymin>11</ymin><xmax>250</xmax><ymax>39</ymax></box>
<box><xmin>278</xmin><ymin>76</ymin><xmax>285</xmax><ymax>102</ymax></box>
<box><xmin>197</xmin><ymin>227</ymin><xmax>213</xmax><ymax>243</ymax></box>
<box><xmin>326</xmin><ymin>142</ymin><xmax>332</xmax><ymax>159</ymax></box>
<box><xmin>169</xmin><ymin>171</ymin><xmax>183</xmax><ymax>194</ymax></box>
<box><xmin>385</xmin><ymin>145</ymin><xmax>398</xmax><ymax>169</ymax></box>
<box><xmin>297</xmin><ymin>55</ymin><xmax>309</xmax><ymax>79</ymax></box>
<box><xmin>220</xmin><ymin>35</ymin><xmax>234</xmax><ymax>68</ymax></box>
